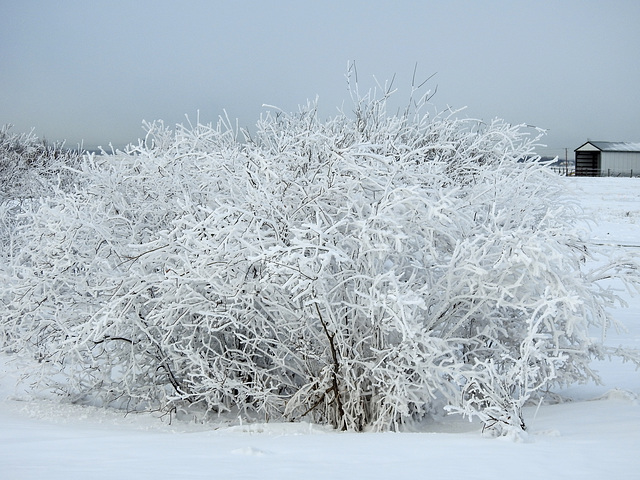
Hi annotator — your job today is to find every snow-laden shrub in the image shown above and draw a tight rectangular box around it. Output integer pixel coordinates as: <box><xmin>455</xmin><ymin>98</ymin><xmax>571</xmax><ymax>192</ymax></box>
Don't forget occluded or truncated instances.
<box><xmin>2</xmin><ymin>89</ymin><xmax>638</xmax><ymax>434</ymax></box>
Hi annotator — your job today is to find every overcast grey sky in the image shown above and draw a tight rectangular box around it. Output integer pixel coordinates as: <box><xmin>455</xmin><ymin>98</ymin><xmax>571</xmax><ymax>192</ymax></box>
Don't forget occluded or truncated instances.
<box><xmin>2</xmin><ymin>1</ymin><xmax>639</xmax><ymax>156</ymax></box>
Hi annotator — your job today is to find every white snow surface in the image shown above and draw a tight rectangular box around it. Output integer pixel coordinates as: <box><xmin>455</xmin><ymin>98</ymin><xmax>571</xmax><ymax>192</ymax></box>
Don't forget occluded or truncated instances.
<box><xmin>1</xmin><ymin>176</ymin><xmax>639</xmax><ymax>479</ymax></box>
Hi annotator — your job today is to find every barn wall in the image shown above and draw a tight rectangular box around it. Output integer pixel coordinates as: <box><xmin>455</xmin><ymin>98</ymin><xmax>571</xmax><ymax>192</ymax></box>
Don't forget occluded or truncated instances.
<box><xmin>601</xmin><ymin>152</ymin><xmax>640</xmax><ymax>175</ymax></box>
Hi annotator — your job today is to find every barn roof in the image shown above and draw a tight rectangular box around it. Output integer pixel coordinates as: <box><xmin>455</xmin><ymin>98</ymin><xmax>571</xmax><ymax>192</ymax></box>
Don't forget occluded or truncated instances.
<box><xmin>576</xmin><ymin>141</ymin><xmax>640</xmax><ymax>152</ymax></box>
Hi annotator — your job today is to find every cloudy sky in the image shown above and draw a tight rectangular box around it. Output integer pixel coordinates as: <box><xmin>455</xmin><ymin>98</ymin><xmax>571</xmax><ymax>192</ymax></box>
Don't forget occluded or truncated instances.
<box><xmin>2</xmin><ymin>1</ymin><xmax>639</xmax><ymax>157</ymax></box>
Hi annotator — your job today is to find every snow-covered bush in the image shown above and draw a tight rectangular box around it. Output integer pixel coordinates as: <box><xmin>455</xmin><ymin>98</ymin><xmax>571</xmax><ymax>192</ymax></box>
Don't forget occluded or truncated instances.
<box><xmin>1</xmin><ymin>86</ymin><xmax>638</xmax><ymax>435</ymax></box>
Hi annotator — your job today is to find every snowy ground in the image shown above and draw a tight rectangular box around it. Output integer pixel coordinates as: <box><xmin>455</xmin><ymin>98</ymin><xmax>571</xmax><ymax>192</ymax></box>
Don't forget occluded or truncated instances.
<box><xmin>1</xmin><ymin>176</ymin><xmax>639</xmax><ymax>479</ymax></box>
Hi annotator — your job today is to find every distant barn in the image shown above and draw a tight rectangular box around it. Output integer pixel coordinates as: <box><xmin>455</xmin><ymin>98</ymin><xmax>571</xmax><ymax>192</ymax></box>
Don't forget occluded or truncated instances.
<box><xmin>575</xmin><ymin>141</ymin><xmax>640</xmax><ymax>177</ymax></box>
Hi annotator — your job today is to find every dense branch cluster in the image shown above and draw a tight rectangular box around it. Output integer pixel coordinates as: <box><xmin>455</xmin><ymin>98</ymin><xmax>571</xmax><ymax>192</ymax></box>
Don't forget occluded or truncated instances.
<box><xmin>1</xmin><ymin>87</ymin><xmax>638</xmax><ymax>435</ymax></box>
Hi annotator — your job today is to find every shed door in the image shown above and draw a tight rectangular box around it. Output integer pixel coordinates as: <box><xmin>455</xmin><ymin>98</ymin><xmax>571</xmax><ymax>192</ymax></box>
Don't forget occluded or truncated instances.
<box><xmin>575</xmin><ymin>151</ymin><xmax>600</xmax><ymax>176</ymax></box>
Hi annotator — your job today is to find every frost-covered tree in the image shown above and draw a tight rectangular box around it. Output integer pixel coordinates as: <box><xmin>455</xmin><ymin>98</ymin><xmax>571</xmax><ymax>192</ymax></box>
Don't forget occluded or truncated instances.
<box><xmin>0</xmin><ymin>124</ymin><xmax>82</xmax><ymax>203</ymax></box>
<box><xmin>1</xmin><ymin>82</ymin><xmax>638</xmax><ymax>435</ymax></box>
<box><xmin>0</xmin><ymin>125</ymin><xmax>85</xmax><ymax>354</ymax></box>
<box><xmin>0</xmin><ymin>124</ymin><xmax>83</xmax><ymax>284</ymax></box>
